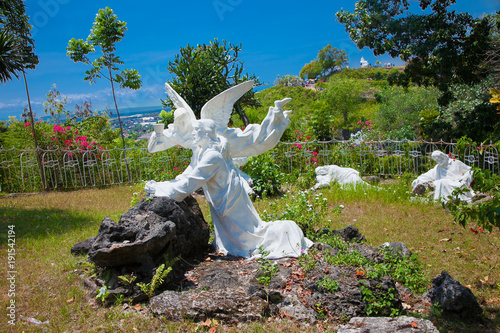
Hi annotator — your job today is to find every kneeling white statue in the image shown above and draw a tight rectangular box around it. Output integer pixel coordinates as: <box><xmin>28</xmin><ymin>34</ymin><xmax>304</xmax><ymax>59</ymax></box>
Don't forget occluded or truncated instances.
<box><xmin>313</xmin><ymin>165</ymin><xmax>368</xmax><ymax>190</ymax></box>
<box><xmin>412</xmin><ymin>150</ymin><xmax>474</xmax><ymax>203</ymax></box>
<box><xmin>146</xmin><ymin>82</ymin><xmax>312</xmax><ymax>259</ymax></box>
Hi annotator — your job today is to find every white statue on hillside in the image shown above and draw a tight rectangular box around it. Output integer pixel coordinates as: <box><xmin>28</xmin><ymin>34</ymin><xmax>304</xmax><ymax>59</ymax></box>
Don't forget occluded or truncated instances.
<box><xmin>145</xmin><ymin>82</ymin><xmax>312</xmax><ymax>258</ymax></box>
<box><xmin>313</xmin><ymin>165</ymin><xmax>369</xmax><ymax>190</ymax></box>
<box><xmin>412</xmin><ymin>150</ymin><xmax>474</xmax><ymax>203</ymax></box>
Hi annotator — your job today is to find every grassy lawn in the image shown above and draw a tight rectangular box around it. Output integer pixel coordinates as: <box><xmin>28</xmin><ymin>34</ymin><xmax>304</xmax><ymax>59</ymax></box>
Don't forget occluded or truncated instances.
<box><xmin>1</xmin><ymin>182</ymin><xmax>499</xmax><ymax>332</ymax></box>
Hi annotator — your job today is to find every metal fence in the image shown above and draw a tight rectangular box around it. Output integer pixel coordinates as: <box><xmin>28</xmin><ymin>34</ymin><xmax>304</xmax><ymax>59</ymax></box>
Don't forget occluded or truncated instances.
<box><xmin>0</xmin><ymin>139</ymin><xmax>498</xmax><ymax>193</ymax></box>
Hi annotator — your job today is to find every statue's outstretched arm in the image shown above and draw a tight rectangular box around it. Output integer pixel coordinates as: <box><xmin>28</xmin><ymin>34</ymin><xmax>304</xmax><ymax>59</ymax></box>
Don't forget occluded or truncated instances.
<box><xmin>147</xmin><ymin>125</ymin><xmax>179</xmax><ymax>153</ymax></box>
<box><xmin>227</xmin><ymin>98</ymin><xmax>292</xmax><ymax>158</ymax></box>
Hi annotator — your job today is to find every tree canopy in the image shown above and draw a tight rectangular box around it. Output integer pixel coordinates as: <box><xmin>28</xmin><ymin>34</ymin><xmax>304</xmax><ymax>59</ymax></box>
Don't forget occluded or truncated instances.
<box><xmin>0</xmin><ymin>0</ymin><xmax>38</xmax><ymax>82</ymax></box>
<box><xmin>299</xmin><ymin>60</ymin><xmax>322</xmax><ymax>80</ymax></box>
<box><xmin>336</xmin><ymin>0</ymin><xmax>495</xmax><ymax>104</ymax></box>
<box><xmin>165</xmin><ymin>39</ymin><xmax>261</xmax><ymax>126</ymax></box>
<box><xmin>317</xmin><ymin>44</ymin><xmax>349</xmax><ymax>76</ymax></box>
<box><xmin>300</xmin><ymin>44</ymin><xmax>348</xmax><ymax>80</ymax></box>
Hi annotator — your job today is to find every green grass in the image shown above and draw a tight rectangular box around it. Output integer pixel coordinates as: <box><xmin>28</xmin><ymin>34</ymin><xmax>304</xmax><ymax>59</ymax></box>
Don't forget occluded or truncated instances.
<box><xmin>0</xmin><ymin>182</ymin><xmax>499</xmax><ymax>332</ymax></box>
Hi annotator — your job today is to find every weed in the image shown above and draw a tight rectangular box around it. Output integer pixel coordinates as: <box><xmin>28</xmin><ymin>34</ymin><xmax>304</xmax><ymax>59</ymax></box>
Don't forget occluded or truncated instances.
<box><xmin>325</xmin><ymin>248</ymin><xmax>368</xmax><ymax>267</ymax></box>
<box><xmin>314</xmin><ymin>302</ymin><xmax>327</xmax><ymax>320</ymax></box>
<box><xmin>114</xmin><ymin>293</ymin><xmax>125</xmax><ymax>306</ymax></box>
<box><xmin>360</xmin><ymin>284</ymin><xmax>400</xmax><ymax>317</ymax></box>
<box><xmin>137</xmin><ymin>257</ymin><xmax>179</xmax><ymax>298</ymax></box>
<box><xmin>96</xmin><ymin>285</ymin><xmax>110</xmax><ymax>304</ymax></box>
<box><xmin>380</xmin><ymin>247</ymin><xmax>428</xmax><ymax>293</ymax></box>
<box><xmin>316</xmin><ymin>232</ymin><xmax>349</xmax><ymax>251</ymax></box>
<box><xmin>118</xmin><ymin>273</ymin><xmax>137</xmax><ymax>293</ymax></box>
<box><xmin>256</xmin><ymin>246</ymin><xmax>280</xmax><ymax>303</ymax></box>
<box><xmin>318</xmin><ymin>277</ymin><xmax>339</xmax><ymax>293</ymax></box>
<box><xmin>297</xmin><ymin>248</ymin><xmax>317</xmax><ymax>272</ymax></box>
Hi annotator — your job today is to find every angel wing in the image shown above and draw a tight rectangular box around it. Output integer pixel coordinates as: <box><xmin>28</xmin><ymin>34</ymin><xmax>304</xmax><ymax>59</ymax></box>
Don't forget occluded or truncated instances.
<box><xmin>200</xmin><ymin>80</ymin><xmax>255</xmax><ymax>133</ymax></box>
<box><xmin>164</xmin><ymin>82</ymin><xmax>196</xmax><ymax>121</ymax></box>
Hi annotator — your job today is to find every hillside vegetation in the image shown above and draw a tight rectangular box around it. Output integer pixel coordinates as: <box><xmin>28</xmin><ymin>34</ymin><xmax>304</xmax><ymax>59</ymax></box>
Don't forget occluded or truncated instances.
<box><xmin>232</xmin><ymin>67</ymin><xmax>499</xmax><ymax>145</ymax></box>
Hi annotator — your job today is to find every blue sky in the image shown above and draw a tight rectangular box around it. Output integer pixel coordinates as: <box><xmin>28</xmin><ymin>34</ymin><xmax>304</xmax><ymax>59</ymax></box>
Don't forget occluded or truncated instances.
<box><xmin>1</xmin><ymin>0</ymin><xmax>498</xmax><ymax>120</ymax></box>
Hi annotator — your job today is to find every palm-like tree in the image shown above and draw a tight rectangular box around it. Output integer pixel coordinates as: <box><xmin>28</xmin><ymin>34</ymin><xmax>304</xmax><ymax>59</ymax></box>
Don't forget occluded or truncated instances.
<box><xmin>0</xmin><ymin>29</ymin><xmax>24</xmax><ymax>82</ymax></box>
<box><xmin>1</xmin><ymin>0</ymin><xmax>45</xmax><ymax>188</ymax></box>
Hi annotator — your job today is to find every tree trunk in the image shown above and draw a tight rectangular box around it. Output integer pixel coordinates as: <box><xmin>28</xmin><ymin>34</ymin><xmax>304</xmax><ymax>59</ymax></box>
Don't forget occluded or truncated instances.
<box><xmin>234</xmin><ymin>101</ymin><xmax>250</xmax><ymax>127</ymax></box>
<box><xmin>109</xmin><ymin>67</ymin><xmax>131</xmax><ymax>183</ymax></box>
<box><xmin>23</xmin><ymin>71</ymin><xmax>46</xmax><ymax>190</ymax></box>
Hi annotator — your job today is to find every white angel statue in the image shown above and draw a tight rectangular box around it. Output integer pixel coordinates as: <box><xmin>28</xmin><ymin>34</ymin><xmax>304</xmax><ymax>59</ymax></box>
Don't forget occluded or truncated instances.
<box><xmin>145</xmin><ymin>81</ymin><xmax>312</xmax><ymax>258</ymax></box>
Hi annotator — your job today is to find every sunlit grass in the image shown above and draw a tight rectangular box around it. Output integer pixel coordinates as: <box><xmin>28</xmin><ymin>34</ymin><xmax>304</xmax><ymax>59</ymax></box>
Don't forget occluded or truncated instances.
<box><xmin>0</xmin><ymin>182</ymin><xmax>499</xmax><ymax>332</ymax></box>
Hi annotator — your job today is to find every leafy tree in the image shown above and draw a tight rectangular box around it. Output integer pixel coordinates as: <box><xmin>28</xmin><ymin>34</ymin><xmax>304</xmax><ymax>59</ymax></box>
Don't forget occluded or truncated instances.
<box><xmin>300</xmin><ymin>60</ymin><xmax>322</xmax><ymax>80</ymax></box>
<box><xmin>67</xmin><ymin>7</ymin><xmax>141</xmax><ymax>181</ymax></box>
<box><xmin>165</xmin><ymin>39</ymin><xmax>261</xmax><ymax>126</ymax></box>
<box><xmin>439</xmin><ymin>77</ymin><xmax>500</xmax><ymax>142</ymax></box>
<box><xmin>300</xmin><ymin>45</ymin><xmax>348</xmax><ymax>79</ymax></box>
<box><xmin>336</xmin><ymin>0</ymin><xmax>494</xmax><ymax>105</ymax></box>
<box><xmin>317</xmin><ymin>44</ymin><xmax>348</xmax><ymax>76</ymax></box>
<box><xmin>375</xmin><ymin>86</ymin><xmax>440</xmax><ymax>138</ymax></box>
<box><xmin>278</xmin><ymin>74</ymin><xmax>302</xmax><ymax>86</ymax></box>
<box><xmin>321</xmin><ymin>78</ymin><xmax>369</xmax><ymax>125</ymax></box>
<box><xmin>310</xmin><ymin>100</ymin><xmax>336</xmax><ymax>141</ymax></box>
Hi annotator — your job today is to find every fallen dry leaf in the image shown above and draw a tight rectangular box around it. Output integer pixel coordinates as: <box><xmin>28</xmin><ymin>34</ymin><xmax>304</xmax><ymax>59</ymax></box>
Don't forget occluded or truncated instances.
<box><xmin>66</xmin><ymin>297</ymin><xmax>74</xmax><ymax>303</ymax></box>
<box><xmin>355</xmin><ymin>270</ymin><xmax>365</xmax><ymax>277</ymax></box>
<box><xmin>133</xmin><ymin>304</ymin><xmax>142</xmax><ymax>311</ymax></box>
<box><xmin>200</xmin><ymin>318</ymin><xmax>211</xmax><ymax>327</ymax></box>
<box><xmin>411</xmin><ymin>321</ymin><xmax>418</xmax><ymax>328</ymax></box>
<box><xmin>402</xmin><ymin>303</ymin><xmax>412</xmax><ymax>310</ymax></box>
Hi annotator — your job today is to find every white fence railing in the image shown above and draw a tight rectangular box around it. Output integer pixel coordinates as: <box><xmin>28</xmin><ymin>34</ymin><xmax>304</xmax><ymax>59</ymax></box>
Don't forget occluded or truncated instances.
<box><xmin>0</xmin><ymin>140</ymin><xmax>498</xmax><ymax>193</ymax></box>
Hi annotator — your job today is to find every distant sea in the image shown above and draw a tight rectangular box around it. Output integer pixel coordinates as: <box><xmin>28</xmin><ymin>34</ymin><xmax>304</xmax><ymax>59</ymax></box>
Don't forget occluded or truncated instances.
<box><xmin>107</xmin><ymin>106</ymin><xmax>169</xmax><ymax>120</ymax></box>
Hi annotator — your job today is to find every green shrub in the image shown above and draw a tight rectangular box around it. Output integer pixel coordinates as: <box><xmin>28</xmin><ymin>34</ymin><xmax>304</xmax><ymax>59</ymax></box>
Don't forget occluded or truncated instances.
<box><xmin>243</xmin><ymin>151</ymin><xmax>284</xmax><ymax>197</ymax></box>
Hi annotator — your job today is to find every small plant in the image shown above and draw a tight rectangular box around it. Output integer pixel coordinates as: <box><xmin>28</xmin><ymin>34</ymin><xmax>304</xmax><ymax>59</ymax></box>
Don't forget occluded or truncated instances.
<box><xmin>114</xmin><ymin>293</ymin><xmax>125</xmax><ymax>306</ymax></box>
<box><xmin>361</xmin><ymin>284</ymin><xmax>400</xmax><ymax>317</ymax></box>
<box><xmin>243</xmin><ymin>151</ymin><xmax>284</xmax><ymax>197</ymax></box>
<box><xmin>297</xmin><ymin>249</ymin><xmax>317</xmax><ymax>272</ymax></box>
<box><xmin>316</xmin><ymin>232</ymin><xmax>348</xmax><ymax>251</ymax></box>
<box><xmin>271</xmin><ymin>190</ymin><xmax>329</xmax><ymax>238</ymax></box>
<box><xmin>429</xmin><ymin>302</ymin><xmax>443</xmax><ymax>318</ymax></box>
<box><xmin>380</xmin><ymin>246</ymin><xmax>428</xmax><ymax>293</ymax></box>
<box><xmin>445</xmin><ymin>168</ymin><xmax>500</xmax><ymax>232</ymax></box>
<box><xmin>137</xmin><ymin>257</ymin><xmax>178</xmax><ymax>298</ymax></box>
<box><xmin>325</xmin><ymin>248</ymin><xmax>367</xmax><ymax>267</ymax></box>
<box><xmin>314</xmin><ymin>302</ymin><xmax>327</xmax><ymax>320</ymax></box>
<box><xmin>96</xmin><ymin>285</ymin><xmax>110</xmax><ymax>304</ymax></box>
<box><xmin>130</xmin><ymin>192</ymin><xmax>140</xmax><ymax>207</ymax></box>
<box><xmin>118</xmin><ymin>274</ymin><xmax>137</xmax><ymax>289</ymax></box>
<box><xmin>256</xmin><ymin>246</ymin><xmax>280</xmax><ymax>303</ymax></box>
<box><xmin>79</xmin><ymin>261</ymin><xmax>97</xmax><ymax>277</ymax></box>
<box><xmin>364</xmin><ymin>263</ymin><xmax>389</xmax><ymax>280</ymax></box>
<box><xmin>318</xmin><ymin>277</ymin><xmax>339</xmax><ymax>293</ymax></box>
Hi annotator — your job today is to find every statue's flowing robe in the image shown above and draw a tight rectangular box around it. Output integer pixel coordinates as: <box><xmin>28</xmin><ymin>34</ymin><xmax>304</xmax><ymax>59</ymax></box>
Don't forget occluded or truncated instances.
<box><xmin>412</xmin><ymin>158</ymin><xmax>474</xmax><ymax>202</ymax></box>
<box><xmin>152</xmin><ymin>147</ymin><xmax>312</xmax><ymax>258</ymax></box>
<box><xmin>148</xmin><ymin>107</ymin><xmax>312</xmax><ymax>258</ymax></box>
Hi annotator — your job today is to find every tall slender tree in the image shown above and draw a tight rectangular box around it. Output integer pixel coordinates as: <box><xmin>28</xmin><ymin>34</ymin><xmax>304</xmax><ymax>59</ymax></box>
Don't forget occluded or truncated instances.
<box><xmin>1</xmin><ymin>0</ymin><xmax>45</xmax><ymax>188</ymax></box>
<box><xmin>67</xmin><ymin>7</ymin><xmax>141</xmax><ymax>181</ymax></box>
